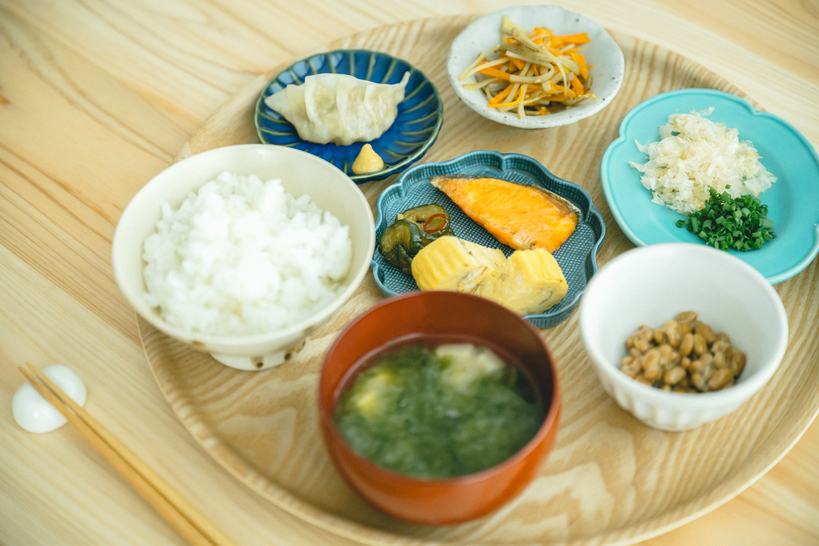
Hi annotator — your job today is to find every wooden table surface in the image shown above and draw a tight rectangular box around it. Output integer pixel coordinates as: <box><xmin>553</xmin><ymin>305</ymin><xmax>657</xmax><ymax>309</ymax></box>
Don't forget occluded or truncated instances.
<box><xmin>1</xmin><ymin>1</ymin><xmax>817</xmax><ymax>545</ymax></box>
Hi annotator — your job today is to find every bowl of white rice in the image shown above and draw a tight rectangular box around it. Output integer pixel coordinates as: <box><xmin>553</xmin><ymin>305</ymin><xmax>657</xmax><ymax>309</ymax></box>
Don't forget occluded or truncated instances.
<box><xmin>112</xmin><ymin>144</ymin><xmax>375</xmax><ymax>371</ymax></box>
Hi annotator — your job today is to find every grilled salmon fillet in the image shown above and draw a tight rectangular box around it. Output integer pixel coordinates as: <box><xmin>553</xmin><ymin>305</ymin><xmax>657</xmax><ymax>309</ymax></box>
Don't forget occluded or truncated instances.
<box><xmin>430</xmin><ymin>175</ymin><xmax>579</xmax><ymax>253</ymax></box>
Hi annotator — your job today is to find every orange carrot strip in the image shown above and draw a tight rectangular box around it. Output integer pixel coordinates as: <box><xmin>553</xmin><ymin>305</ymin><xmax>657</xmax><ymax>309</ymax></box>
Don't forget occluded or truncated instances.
<box><xmin>491</xmin><ymin>86</ymin><xmax>525</xmax><ymax>108</ymax></box>
<box><xmin>570</xmin><ymin>75</ymin><xmax>584</xmax><ymax>97</ymax></box>
<box><xmin>478</xmin><ymin>67</ymin><xmax>512</xmax><ymax>80</ymax></box>
<box><xmin>510</xmin><ymin>57</ymin><xmax>525</xmax><ymax>71</ymax></box>
<box><xmin>488</xmin><ymin>84</ymin><xmax>514</xmax><ymax>105</ymax></box>
<box><xmin>547</xmin><ymin>85</ymin><xmax>571</xmax><ymax>101</ymax></box>
<box><xmin>570</xmin><ymin>53</ymin><xmax>588</xmax><ymax>79</ymax></box>
<box><xmin>554</xmin><ymin>32</ymin><xmax>590</xmax><ymax>45</ymax></box>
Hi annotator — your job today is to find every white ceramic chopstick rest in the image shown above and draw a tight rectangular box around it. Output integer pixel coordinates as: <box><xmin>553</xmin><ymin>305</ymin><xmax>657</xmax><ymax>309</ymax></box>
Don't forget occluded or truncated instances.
<box><xmin>12</xmin><ymin>365</ymin><xmax>86</xmax><ymax>433</ymax></box>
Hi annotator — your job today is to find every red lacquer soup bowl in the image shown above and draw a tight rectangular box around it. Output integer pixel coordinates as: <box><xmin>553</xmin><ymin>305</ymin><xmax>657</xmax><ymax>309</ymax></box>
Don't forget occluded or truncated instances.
<box><xmin>318</xmin><ymin>291</ymin><xmax>561</xmax><ymax>526</ymax></box>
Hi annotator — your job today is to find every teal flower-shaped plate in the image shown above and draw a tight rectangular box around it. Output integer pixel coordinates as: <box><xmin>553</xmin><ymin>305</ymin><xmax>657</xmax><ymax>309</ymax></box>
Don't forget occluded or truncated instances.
<box><xmin>371</xmin><ymin>151</ymin><xmax>606</xmax><ymax>328</ymax></box>
<box><xmin>255</xmin><ymin>49</ymin><xmax>443</xmax><ymax>184</ymax></box>
<box><xmin>601</xmin><ymin>89</ymin><xmax>819</xmax><ymax>284</ymax></box>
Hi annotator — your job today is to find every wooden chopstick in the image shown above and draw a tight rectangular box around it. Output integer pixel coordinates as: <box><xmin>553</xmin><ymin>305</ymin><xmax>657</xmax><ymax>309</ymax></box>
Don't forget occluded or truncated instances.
<box><xmin>19</xmin><ymin>363</ymin><xmax>236</xmax><ymax>546</ymax></box>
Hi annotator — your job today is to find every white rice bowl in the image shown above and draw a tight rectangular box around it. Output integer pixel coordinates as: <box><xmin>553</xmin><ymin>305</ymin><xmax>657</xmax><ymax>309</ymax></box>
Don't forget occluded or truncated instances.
<box><xmin>142</xmin><ymin>172</ymin><xmax>353</xmax><ymax>337</ymax></box>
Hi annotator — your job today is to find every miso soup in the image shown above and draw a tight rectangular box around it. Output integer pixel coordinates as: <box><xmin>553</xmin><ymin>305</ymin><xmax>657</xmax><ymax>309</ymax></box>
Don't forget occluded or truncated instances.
<box><xmin>333</xmin><ymin>337</ymin><xmax>546</xmax><ymax>479</ymax></box>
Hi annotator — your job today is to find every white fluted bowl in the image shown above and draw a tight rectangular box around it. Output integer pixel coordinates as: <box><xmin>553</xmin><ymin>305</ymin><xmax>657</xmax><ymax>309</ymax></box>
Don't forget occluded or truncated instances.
<box><xmin>579</xmin><ymin>243</ymin><xmax>788</xmax><ymax>431</ymax></box>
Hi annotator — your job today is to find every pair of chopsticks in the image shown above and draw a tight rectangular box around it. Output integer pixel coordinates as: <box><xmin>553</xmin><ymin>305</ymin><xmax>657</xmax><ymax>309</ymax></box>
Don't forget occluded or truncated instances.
<box><xmin>18</xmin><ymin>363</ymin><xmax>236</xmax><ymax>546</ymax></box>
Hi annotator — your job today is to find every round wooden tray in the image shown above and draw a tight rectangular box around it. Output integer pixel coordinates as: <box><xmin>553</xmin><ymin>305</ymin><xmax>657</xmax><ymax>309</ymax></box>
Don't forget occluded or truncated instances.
<box><xmin>141</xmin><ymin>15</ymin><xmax>819</xmax><ymax>546</ymax></box>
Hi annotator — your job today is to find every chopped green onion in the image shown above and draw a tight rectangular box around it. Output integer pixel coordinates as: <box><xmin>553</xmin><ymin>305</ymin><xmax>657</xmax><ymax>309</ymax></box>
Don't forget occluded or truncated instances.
<box><xmin>675</xmin><ymin>186</ymin><xmax>776</xmax><ymax>252</ymax></box>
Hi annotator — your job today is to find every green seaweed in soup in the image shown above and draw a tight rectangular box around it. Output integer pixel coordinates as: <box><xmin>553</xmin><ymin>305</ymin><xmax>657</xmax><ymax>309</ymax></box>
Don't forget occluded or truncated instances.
<box><xmin>334</xmin><ymin>343</ymin><xmax>545</xmax><ymax>479</ymax></box>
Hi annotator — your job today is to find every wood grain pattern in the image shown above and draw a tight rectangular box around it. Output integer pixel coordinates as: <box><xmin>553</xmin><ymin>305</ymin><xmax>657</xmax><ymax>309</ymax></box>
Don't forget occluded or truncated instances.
<box><xmin>141</xmin><ymin>17</ymin><xmax>819</xmax><ymax>545</ymax></box>
<box><xmin>2</xmin><ymin>1</ymin><xmax>818</xmax><ymax>545</ymax></box>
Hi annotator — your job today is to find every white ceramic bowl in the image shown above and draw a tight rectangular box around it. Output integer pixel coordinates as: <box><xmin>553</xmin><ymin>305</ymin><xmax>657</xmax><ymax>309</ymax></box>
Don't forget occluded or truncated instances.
<box><xmin>447</xmin><ymin>5</ymin><xmax>624</xmax><ymax>129</ymax></box>
<box><xmin>579</xmin><ymin>243</ymin><xmax>788</xmax><ymax>431</ymax></box>
<box><xmin>112</xmin><ymin>144</ymin><xmax>375</xmax><ymax>371</ymax></box>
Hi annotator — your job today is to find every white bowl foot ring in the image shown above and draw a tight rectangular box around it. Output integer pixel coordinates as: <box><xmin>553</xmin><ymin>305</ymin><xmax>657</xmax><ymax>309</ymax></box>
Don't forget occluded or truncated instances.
<box><xmin>211</xmin><ymin>340</ymin><xmax>307</xmax><ymax>371</ymax></box>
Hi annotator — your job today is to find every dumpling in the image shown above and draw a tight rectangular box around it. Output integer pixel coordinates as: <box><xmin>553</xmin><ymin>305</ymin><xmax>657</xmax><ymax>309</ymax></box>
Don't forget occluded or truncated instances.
<box><xmin>265</xmin><ymin>72</ymin><xmax>410</xmax><ymax>146</ymax></box>
<box><xmin>303</xmin><ymin>74</ymin><xmax>346</xmax><ymax>144</ymax></box>
<box><xmin>272</xmin><ymin>84</ymin><xmax>309</xmax><ymax>132</ymax></box>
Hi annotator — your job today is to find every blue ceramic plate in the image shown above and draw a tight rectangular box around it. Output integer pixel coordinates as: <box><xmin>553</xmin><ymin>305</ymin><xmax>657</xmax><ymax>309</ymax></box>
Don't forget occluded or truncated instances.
<box><xmin>371</xmin><ymin>151</ymin><xmax>606</xmax><ymax>328</ymax></box>
<box><xmin>255</xmin><ymin>49</ymin><xmax>443</xmax><ymax>184</ymax></box>
<box><xmin>601</xmin><ymin>89</ymin><xmax>819</xmax><ymax>284</ymax></box>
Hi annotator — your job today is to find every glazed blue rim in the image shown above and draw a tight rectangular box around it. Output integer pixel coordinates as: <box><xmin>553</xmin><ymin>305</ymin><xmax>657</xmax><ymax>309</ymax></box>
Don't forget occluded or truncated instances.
<box><xmin>371</xmin><ymin>150</ymin><xmax>606</xmax><ymax>329</ymax></box>
<box><xmin>255</xmin><ymin>49</ymin><xmax>444</xmax><ymax>184</ymax></box>
<box><xmin>600</xmin><ymin>88</ymin><xmax>819</xmax><ymax>285</ymax></box>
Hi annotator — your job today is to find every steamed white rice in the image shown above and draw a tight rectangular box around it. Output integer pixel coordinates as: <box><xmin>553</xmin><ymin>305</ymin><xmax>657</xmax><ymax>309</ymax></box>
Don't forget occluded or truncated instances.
<box><xmin>142</xmin><ymin>172</ymin><xmax>353</xmax><ymax>336</ymax></box>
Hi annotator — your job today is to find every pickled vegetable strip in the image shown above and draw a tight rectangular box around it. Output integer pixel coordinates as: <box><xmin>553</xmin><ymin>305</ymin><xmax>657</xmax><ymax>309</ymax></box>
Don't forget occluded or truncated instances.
<box><xmin>422</xmin><ymin>213</ymin><xmax>447</xmax><ymax>234</ymax></box>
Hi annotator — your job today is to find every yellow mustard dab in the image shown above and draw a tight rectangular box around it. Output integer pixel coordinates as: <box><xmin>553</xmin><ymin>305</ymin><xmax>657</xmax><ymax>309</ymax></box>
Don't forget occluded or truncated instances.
<box><xmin>352</xmin><ymin>144</ymin><xmax>384</xmax><ymax>174</ymax></box>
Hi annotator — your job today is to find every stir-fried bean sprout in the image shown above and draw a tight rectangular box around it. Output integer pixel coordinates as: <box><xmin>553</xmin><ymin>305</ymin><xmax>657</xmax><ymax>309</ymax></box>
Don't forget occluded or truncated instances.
<box><xmin>458</xmin><ymin>16</ymin><xmax>596</xmax><ymax>119</ymax></box>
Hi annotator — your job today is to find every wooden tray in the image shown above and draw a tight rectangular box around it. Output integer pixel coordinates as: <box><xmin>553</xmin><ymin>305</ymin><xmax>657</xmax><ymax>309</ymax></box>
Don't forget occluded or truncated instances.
<box><xmin>141</xmin><ymin>15</ymin><xmax>819</xmax><ymax>545</ymax></box>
